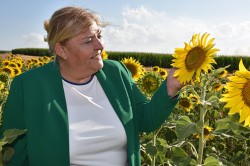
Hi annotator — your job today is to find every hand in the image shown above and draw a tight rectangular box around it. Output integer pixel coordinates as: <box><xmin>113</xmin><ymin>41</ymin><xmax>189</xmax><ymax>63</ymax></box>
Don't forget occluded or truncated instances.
<box><xmin>166</xmin><ymin>68</ymin><xmax>183</xmax><ymax>97</ymax></box>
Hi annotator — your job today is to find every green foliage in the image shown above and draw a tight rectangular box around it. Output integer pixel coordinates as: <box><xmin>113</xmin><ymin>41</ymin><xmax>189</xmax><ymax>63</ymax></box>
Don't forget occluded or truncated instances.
<box><xmin>11</xmin><ymin>48</ymin><xmax>54</xmax><ymax>57</ymax></box>
<box><xmin>107</xmin><ymin>51</ymin><xmax>173</xmax><ymax>68</ymax></box>
<box><xmin>0</xmin><ymin>51</ymin><xmax>10</xmax><ymax>54</ymax></box>
<box><xmin>214</xmin><ymin>55</ymin><xmax>250</xmax><ymax>72</ymax></box>
<box><xmin>139</xmin><ymin>64</ymin><xmax>250</xmax><ymax>166</ymax></box>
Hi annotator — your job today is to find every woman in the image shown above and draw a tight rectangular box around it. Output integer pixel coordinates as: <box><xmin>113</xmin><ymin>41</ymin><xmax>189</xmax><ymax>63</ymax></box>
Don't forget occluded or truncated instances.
<box><xmin>1</xmin><ymin>6</ymin><xmax>182</xmax><ymax>166</ymax></box>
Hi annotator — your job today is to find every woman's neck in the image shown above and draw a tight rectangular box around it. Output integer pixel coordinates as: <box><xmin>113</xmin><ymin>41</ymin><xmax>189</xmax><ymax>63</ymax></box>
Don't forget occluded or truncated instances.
<box><xmin>59</xmin><ymin>65</ymin><xmax>94</xmax><ymax>84</ymax></box>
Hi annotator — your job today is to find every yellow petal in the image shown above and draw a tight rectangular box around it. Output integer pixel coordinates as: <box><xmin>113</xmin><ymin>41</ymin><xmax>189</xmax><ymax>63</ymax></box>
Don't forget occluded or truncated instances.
<box><xmin>221</xmin><ymin>90</ymin><xmax>241</xmax><ymax>98</ymax></box>
<box><xmin>228</xmin><ymin>76</ymin><xmax>247</xmax><ymax>83</ymax></box>
<box><xmin>243</xmin><ymin>116</ymin><xmax>250</xmax><ymax>127</ymax></box>
<box><xmin>239</xmin><ymin>105</ymin><xmax>250</xmax><ymax>123</ymax></box>
<box><xmin>221</xmin><ymin>95</ymin><xmax>243</xmax><ymax>106</ymax></box>
<box><xmin>225</xmin><ymin>99</ymin><xmax>244</xmax><ymax>108</ymax></box>
<box><xmin>229</xmin><ymin>100</ymin><xmax>244</xmax><ymax>112</ymax></box>
<box><xmin>226</xmin><ymin>82</ymin><xmax>244</xmax><ymax>88</ymax></box>
<box><xmin>239</xmin><ymin>59</ymin><xmax>248</xmax><ymax>72</ymax></box>
<box><xmin>201</xmin><ymin>32</ymin><xmax>209</xmax><ymax>46</ymax></box>
<box><xmin>206</xmin><ymin>37</ymin><xmax>215</xmax><ymax>46</ymax></box>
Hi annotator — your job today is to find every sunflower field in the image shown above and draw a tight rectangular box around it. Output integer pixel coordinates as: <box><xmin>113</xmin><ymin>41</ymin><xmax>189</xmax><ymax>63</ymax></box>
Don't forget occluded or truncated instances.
<box><xmin>1</xmin><ymin>32</ymin><xmax>250</xmax><ymax>165</ymax></box>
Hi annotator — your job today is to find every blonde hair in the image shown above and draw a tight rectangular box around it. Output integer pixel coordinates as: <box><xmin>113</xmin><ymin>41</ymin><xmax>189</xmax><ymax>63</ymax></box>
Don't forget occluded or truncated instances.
<box><xmin>44</xmin><ymin>6</ymin><xmax>107</xmax><ymax>53</ymax></box>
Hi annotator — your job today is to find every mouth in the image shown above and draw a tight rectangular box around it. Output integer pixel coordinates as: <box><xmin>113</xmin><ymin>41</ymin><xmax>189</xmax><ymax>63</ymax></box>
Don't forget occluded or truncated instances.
<box><xmin>91</xmin><ymin>53</ymin><xmax>101</xmax><ymax>59</ymax></box>
<box><xmin>91</xmin><ymin>50</ymin><xmax>102</xmax><ymax>59</ymax></box>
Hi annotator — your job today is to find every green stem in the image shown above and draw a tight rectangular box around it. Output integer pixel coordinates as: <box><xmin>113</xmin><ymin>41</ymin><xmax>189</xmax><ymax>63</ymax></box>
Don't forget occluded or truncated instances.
<box><xmin>151</xmin><ymin>126</ymin><xmax>163</xmax><ymax>166</ymax></box>
<box><xmin>152</xmin><ymin>130</ymin><xmax>156</xmax><ymax>166</ymax></box>
<box><xmin>197</xmin><ymin>83</ymin><xmax>207</xmax><ymax>165</ymax></box>
<box><xmin>197</xmin><ymin>109</ymin><xmax>205</xmax><ymax>164</ymax></box>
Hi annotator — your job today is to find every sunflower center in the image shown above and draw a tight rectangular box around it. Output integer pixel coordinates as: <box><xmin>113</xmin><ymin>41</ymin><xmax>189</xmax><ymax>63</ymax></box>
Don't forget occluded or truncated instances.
<box><xmin>185</xmin><ymin>47</ymin><xmax>206</xmax><ymax>71</ymax></box>
<box><xmin>146</xmin><ymin>78</ymin><xmax>156</xmax><ymax>90</ymax></box>
<box><xmin>179</xmin><ymin>98</ymin><xmax>191</xmax><ymax>108</ymax></box>
<box><xmin>204</xmin><ymin>127</ymin><xmax>211</xmax><ymax>136</ymax></box>
<box><xmin>242</xmin><ymin>80</ymin><xmax>250</xmax><ymax>107</ymax></box>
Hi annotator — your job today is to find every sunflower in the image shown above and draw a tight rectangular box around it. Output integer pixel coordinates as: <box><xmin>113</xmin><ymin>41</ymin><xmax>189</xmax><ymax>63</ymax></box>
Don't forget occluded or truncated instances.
<box><xmin>26</xmin><ymin>59</ymin><xmax>33</xmax><ymax>65</ymax></box>
<box><xmin>189</xmin><ymin>93</ymin><xmax>200</xmax><ymax>104</ymax></box>
<box><xmin>102</xmin><ymin>50</ymin><xmax>108</xmax><ymax>59</ymax></box>
<box><xmin>0</xmin><ymin>66</ymin><xmax>15</xmax><ymax>78</ymax></box>
<box><xmin>158</xmin><ymin>68</ymin><xmax>168</xmax><ymax>79</ymax></box>
<box><xmin>193</xmin><ymin>125</ymin><xmax>214</xmax><ymax>140</ymax></box>
<box><xmin>220</xmin><ymin>59</ymin><xmax>250</xmax><ymax>127</ymax></box>
<box><xmin>12</xmin><ymin>66</ymin><xmax>22</xmax><ymax>76</ymax></box>
<box><xmin>152</xmin><ymin>66</ymin><xmax>160</xmax><ymax>72</ymax></box>
<box><xmin>178</xmin><ymin>97</ymin><xmax>193</xmax><ymax>112</ymax></box>
<box><xmin>171</xmin><ymin>32</ymin><xmax>219</xmax><ymax>84</ymax></box>
<box><xmin>138</xmin><ymin>72</ymin><xmax>161</xmax><ymax>94</ymax></box>
<box><xmin>1</xmin><ymin>60</ymin><xmax>10</xmax><ymax>66</ymax></box>
<box><xmin>219</xmin><ymin>69</ymin><xmax>228</xmax><ymax>78</ymax></box>
<box><xmin>121</xmin><ymin>57</ymin><xmax>144</xmax><ymax>81</ymax></box>
<box><xmin>211</xmin><ymin>82</ymin><xmax>223</xmax><ymax>92</ymax></box>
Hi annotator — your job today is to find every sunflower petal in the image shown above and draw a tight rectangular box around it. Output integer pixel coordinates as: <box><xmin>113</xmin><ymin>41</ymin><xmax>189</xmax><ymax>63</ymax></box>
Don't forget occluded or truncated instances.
<box><xmin>228</xmin><ymin>101</ymin><xmax>244</xmax><ymax>114</ymax></box>
<box><xmin>239</xmin><ymin>105</ymin><xmax>250</xmax><ymax>123</ymax></box>
<box><xmin>243</xmin><ymin>116</ymin><xmax>250</xmax><ymax>127</ymax></box>
<box><xmin>239</xmin><ymin>59</ymin><xmax>248</xmax><ymax>72</ymax></box>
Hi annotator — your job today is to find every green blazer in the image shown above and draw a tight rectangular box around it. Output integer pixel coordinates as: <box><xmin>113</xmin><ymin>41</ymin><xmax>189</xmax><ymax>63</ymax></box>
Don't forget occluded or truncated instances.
<box><xmin>1</xmin><ymin>60</ymin><xmax>178</xmax><ymax>166</ymax></box>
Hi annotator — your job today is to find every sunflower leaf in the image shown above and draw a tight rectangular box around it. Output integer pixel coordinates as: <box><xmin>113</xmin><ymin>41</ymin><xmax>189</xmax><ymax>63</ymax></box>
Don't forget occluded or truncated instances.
<box><xmin>3</xmin><ymin>129</ymin><xmax>26</xmax><ymax>144</ymax></box>
<box><xmin>176</xmin><ymin>116</ymin><xmax>196</xmax><ymax>140</ymax></box>
<box><xmin>204</xmin><ymin>156</ymin><xmax>220</xmax><ymax>166</ymax></box>
<box><xmin>170</xmin><ymin>147</ymin><xmax>197</xmax><ymax>165</ymax></box>
<box><xmin>212</xmin><ymin>115</ymin><xmax>250</xmax><ymax>139</ymax></box>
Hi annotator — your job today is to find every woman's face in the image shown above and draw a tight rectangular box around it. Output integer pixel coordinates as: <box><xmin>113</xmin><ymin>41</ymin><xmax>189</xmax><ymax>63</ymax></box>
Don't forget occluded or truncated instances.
<box><xmin>57</xmin><ymin>21</ymin><xmax>104</xmax><ymax>76</ymax></box>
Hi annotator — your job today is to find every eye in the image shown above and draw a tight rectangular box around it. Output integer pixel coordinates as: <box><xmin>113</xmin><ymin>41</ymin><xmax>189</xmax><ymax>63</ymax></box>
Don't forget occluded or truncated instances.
<box><xmin>85</xmin><ymin>37</ymin><xmax>93</xmax><ymax>43</ymax></box>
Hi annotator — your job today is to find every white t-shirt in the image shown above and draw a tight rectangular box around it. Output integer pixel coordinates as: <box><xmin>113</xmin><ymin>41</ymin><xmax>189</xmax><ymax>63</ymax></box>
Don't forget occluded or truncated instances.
<box><xmin>62</xmin><ymin>76</ymin><xmax>128</xmax><ymax>166</ymax></box>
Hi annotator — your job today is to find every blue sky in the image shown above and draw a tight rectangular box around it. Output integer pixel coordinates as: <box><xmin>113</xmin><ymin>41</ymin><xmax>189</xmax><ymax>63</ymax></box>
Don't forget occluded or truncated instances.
<box><xmin>1</xmin><ymin>0</ymin><xmax>250</xmax><ymax>56</ymax></box>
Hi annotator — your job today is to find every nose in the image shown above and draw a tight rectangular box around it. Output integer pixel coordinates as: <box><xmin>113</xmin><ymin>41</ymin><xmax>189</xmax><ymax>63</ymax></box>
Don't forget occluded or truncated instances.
<box><xmin>94</xmin><ymin>36</ymin><xmax>104</xmax><ymax>50</ymax></box>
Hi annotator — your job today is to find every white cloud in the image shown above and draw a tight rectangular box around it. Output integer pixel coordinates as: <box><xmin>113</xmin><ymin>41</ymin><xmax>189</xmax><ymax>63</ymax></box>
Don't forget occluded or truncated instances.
<box><xmin>21</xmin><ymin>33</ymin><xmax>48</xmax><ymax>48</ymax></box>
<box><xmin>213</xmin><ymin>22</ymin><xmax>250</xmax><ymax>55</ymax></box>
<box><xmin>103</xmin><ymin>6</ymin><xmax>250</xmax><ymax>56</ymax></box>
<box><xmin>122</xmin><ymin>6</ymin><xmax>153</xmax><ymax>20</ymax></box>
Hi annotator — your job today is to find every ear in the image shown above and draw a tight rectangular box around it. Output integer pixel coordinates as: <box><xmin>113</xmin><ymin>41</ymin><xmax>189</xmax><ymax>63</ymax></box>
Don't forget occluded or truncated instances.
<box><xmin>55</xmin><ymin>42</ymin><xmax>67</xmax><ymax>60</ymax></box>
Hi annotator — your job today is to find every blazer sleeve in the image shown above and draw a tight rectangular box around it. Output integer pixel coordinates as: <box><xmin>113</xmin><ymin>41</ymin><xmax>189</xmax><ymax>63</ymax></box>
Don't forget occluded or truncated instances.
<box><xmin>133</xmin><ymin>78</ymin><xmax>178</xmax><ymax>132</ymax></box>
<box><xmin>0</xmin><ymin>76</ymin><xmax>29</xmax><ymax>165</ymax></box>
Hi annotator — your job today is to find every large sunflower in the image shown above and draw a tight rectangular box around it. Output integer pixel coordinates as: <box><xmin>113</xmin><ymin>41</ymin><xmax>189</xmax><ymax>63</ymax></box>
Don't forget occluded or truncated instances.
<box><xmin>220</xmin><ymin>59</ymin><xmax>250</xmax><ymax>127</ymax></box>
<box><xmin>121</xmin><ymin>57</ymin><xmax>144</xmax><ymax>81</ymax></box>
<box><xmin>171</xmin><ymin>32</ymin><xmax>219</xmax><ymax>84</ymax></box>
